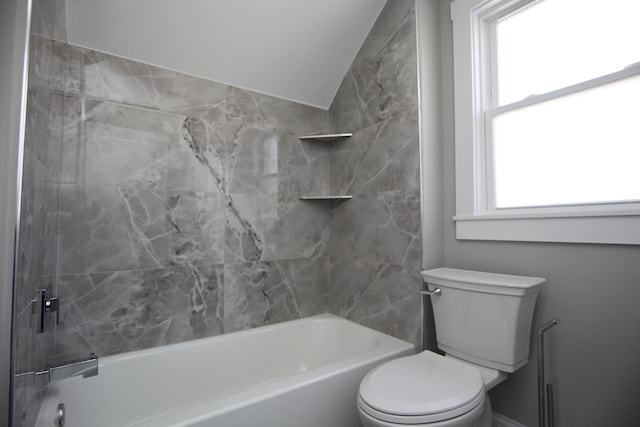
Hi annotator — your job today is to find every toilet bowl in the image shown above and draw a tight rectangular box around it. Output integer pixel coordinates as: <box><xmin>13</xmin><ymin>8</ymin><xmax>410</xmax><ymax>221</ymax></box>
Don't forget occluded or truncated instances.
<box><xmin>357</xmin><ymin>351</ymin><xmax>495</xmax><ymax>427</ymax></box>
<box><xmin>357</xmin><ymin>268</ymin><xmax>545</xmax><ymax>427</ymax></box>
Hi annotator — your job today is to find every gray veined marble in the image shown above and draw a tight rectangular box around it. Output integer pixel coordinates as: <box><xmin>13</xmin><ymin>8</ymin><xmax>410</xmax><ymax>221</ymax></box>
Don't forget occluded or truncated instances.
<box><xmin>56</xmin><ymin>264</ymin><xmax>224</xmax><ymax>360</ymax></box>
<box><xmin>167</xmin><ymin>191</ymin><xmax>225</xmax><ymax>267</ymax></box>
<box><xmin>278</xmin><ymin>133</ymin><xmax>330</xmax><ymax>204</ymax></box>
<box><xmin>223</xmin><ymin>257</ymin><xmax>329</xmax><ymax>334</ymax></box>
<box><xmin>329</xmin><ymin>1</ymin><xmax>417</xmax><ymax>133</ymax></box>
<box><xmin>82</xmin><ymin>49</ymin><xmax>228</xmax><ymax>119</ymax></box>
<box><xmin>58</xmin><ymin>184</ymin><xmax>171</xmax><ymax>274</ymax></box>
<box><xmin>329</xmin><ymin>190</ymin><xmax>420</xmax><ymax>268</ymax></box>
<box><xmin>18</xmin><ymin>0</ymin><xmax>423</xmax><ymax>377</ymax></box>
<box><xmin>328</xmin><ymin>258</ymin><xmax>421</xmax><ymax>346</ymax></box>
<box><xmin>172</xmin><ymin>116</ymin><xmax>226</xmax><ymax>194</ymax></box>
<box><xmin>330</xmin><ymin>115</ymin><xmax>420</xmax><ymax>196</ymax></box>
<box><xmin>82</xmin><ymin>100</ymin><xmax>176</xmax><ymax>188</ymax></box>
<box><xmin>30</xmin><ymin>0</ymin><xmax>68</xmax><ymax>42</ymax></box>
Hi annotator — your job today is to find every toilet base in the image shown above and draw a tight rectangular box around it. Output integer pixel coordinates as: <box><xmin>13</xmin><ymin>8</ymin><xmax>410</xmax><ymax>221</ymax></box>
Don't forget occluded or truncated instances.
<box><xmin>358</xmin><ymin>395</ymin><xmax>492</xmax><ymax>427</ymax></box>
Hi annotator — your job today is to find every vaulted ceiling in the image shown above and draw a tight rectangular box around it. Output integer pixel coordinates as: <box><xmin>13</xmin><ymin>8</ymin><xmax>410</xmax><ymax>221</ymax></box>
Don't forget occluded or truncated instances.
<box><xmin>65</xmin><ymin>0</ymin><xmax>387</xmax><ymax>109</ymax></box>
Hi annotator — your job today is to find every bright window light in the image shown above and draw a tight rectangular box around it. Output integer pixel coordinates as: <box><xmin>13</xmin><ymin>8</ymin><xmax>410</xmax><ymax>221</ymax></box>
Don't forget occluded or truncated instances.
<box><xmin>496</xmin><ymin>0</ymin><xmax>640</xmax><ymax>106</ymax></box>
<box><xmin>493</xmin><ymin>74</ymin><xmax>640</xmax><ymax>208</ymax></box>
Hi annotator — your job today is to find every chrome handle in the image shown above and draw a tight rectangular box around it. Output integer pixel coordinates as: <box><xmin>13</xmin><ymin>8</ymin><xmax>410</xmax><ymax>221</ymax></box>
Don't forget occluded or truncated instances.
<box><xmin>55</xmin><ymin>403</ymin><xmax>65</xmax><ymax>427</ymax></box>
<box><xmin>419</xmin><ymin>288</ymin><xmax>441</xmax><ymax>296</ymax></box>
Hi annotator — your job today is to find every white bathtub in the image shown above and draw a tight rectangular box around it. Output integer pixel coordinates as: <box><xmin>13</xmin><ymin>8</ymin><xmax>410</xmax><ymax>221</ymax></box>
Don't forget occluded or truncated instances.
<box><xmin>35</xmin><ymin>314</ymin><xmax>414</xmax><ymax>427</ymax></box>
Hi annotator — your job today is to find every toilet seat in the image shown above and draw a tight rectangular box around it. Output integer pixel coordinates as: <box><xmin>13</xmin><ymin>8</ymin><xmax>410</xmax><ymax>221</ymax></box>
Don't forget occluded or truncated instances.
<box><xmin>358</xmin><ymin>351</ymin><xmax>485</xmax><ymax>424</ymax></box>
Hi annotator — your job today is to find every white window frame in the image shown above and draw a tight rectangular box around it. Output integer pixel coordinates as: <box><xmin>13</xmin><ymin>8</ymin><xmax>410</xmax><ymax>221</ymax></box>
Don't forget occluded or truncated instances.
<box><xmin>451</xmin><ymin>0</ymin><xmax>640</xmax><ymax>245</ymax></box>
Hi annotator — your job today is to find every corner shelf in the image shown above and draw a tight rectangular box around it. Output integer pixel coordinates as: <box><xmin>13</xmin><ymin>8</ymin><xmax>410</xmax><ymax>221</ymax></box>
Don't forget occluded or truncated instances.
<box><xmin>299</xmin><ymin>195</ymin><xmax>353</xmax><ymax>201</ymax></box>
<box><xmin>298</xmin><ymin>133</ymin><xmax>352</xmax><ymax>142</ymax></box>
<box><xmin>297</xmin><ymin>132</ymin><xmax>353</xmax><ymax>203</ymax></box>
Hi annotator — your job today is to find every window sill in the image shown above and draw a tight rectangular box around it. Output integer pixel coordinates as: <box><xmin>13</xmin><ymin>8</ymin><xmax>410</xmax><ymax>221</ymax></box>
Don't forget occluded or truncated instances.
<box><xmin>454</xmin><ymin>213</ymin><xmax>640</xmax><ymax>245</ymax></box>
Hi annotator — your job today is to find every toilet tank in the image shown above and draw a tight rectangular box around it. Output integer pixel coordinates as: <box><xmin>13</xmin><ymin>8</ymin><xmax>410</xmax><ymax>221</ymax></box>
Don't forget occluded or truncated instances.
<box><xmin>421</xmin><ymin>268</ymin><xmax>545</xmax><ymax>373</ymax></box>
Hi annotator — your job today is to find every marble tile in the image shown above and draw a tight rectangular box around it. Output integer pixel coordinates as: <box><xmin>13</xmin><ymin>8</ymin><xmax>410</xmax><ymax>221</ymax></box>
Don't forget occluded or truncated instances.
<box><xmin>60</xmin><ymin>94</ymin><xmax>84</xmax><ymax>185</ymax></box>
<box><xmin>30</xmin><ymin>0</ymin><xmax>67</xmax><ymax>42</ymax></box>
<box><xmin>330</xmin><ymin>189</ymin><xmax>421</xmax><ymax>268</ymax></box>
<box><xmin>330</xmin><ymin>115</ymin><xmax>420</xmax><ymax>196</ymax></box>
<box><xmin>224</xmin><ymin>192</ymin><xmax>329</xmax><ymax>264</ymax></box>
<box><xmin>224</xmin><ymin>193</ymin><xmax>264</xmax><ymax>264</ymax></box>
<box><xmin>225</xmin><ymin>125</ymin><xmax>279</xmax><ymax>195</ymax></box>
<box><xmin>329</xmin><ymin>2</ymin><xmax>417</xmax><ymax>133</ymax></box>
<box><xmin>82</xmin><ymin>49</ymin><xmax>228</xmax><ymax>119</ymax></box>
<box><xmin>351</xmin><ymin>0</ymin><xmax>416</xmax><ymax>72</ymax></box>
<box><xmin>57</xmin><ymin>184</ymin><xmax>171</xmax><ymax>274</ymax></box>
<box><xmin>259</xmin><ymin>199</ymin><xmax>330</xmax><ymax>261</ymax></box>
<box><xmin>167</xmin><ymin>191</ymin><xmax>225</xmax><ymax>267</ymax></box>
<box><xmin>226</xmin><ymin>86</ymin><xmax>328</xmax><ymax>137</ymax></box>
<box><xmin>223</xmin><ymin>257</ymin><xmax>329</xmax><ymax>333</ymax></box>
<box><xmin>28</xmin><ymin>36</ymin><xmax>67</xmax><ymax>93</ymax></box>
<box><xmin>168</xmin><ymin>116</ymin><xmax>226</xmax><ymax>194</ymax></box>
<box><xmin>56</xmin><ymin>264</ymin><xmax>224</xmax><ymax>360</ymax></box>
<box><xmin>329</xmin><ymin>193</ymin><xmax>380</xmax><ymax>262</ymax></box>
<box><xmin>16</xmin><ymin>149</ymin><xmax>59</xmax><ymax>289</ymax></box>
<box><xmin>377</xmin><ymin>190</ymin><xmax>422</xmax><ymax>268</ymax></box>
<box><xmin>82</xmin><ymin>100</ymin><xmax>176</xmax><ymax>188</ymax></box>
<box><xmin>328</xmin><ymin>258</ymin><xmax>422</xmax><ymax>347</ymax></box>
<box><xmin>278</xmin><ymin>133</ymin><xmax>330</xmax><ymax>203</ymax></box>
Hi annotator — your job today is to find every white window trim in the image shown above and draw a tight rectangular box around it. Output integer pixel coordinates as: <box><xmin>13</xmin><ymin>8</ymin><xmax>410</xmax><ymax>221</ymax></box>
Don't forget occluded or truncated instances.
<box><xmin>451</xmin><ymin>0</ymin><xmax>640</xmax><ymax>245</ymax></box>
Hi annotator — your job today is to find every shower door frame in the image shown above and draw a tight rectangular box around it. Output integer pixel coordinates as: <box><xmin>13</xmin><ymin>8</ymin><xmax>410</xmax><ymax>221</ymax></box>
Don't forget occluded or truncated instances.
<box><xmin>0</xmin><ymin>0</ymin><xmax>32</xmax><ymax>424</ymax></box>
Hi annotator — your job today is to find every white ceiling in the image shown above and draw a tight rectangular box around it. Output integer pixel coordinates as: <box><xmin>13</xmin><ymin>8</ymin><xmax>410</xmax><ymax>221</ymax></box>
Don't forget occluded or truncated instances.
<box><xmin>65</xmin><ymin>0</ymin><xmax>387</xmax><ymax>109</ymax></box>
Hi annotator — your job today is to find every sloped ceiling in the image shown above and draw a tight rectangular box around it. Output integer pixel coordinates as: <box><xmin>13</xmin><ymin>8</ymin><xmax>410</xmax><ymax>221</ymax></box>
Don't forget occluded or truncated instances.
<box><xmin>65</xmin><ymin>0</ymin><xmax>387</xmax><ymax>109</ymax></box>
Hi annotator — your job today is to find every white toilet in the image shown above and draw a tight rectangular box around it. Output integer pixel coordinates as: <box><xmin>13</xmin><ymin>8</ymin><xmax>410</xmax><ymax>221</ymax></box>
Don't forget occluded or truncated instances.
<box><xmin>357</xmin><ymin>268</ymin><xmax>545</xmax><ymax>427</ymax></box>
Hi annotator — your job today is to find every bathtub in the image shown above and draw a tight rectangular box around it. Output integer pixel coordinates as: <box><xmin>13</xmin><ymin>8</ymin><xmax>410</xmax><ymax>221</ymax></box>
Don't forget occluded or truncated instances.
<box><xmin>35</xmin><ymin>314</ymin><xmax>414</xmax><ymax>427</ymax></box>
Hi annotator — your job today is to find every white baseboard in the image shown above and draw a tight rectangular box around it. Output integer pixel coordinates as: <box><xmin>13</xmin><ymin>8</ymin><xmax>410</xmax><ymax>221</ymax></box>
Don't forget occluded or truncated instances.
<box><xmin>492</xmin><ymin>412</ymin><xmax>528</xmax><ymax>427</ymax></box>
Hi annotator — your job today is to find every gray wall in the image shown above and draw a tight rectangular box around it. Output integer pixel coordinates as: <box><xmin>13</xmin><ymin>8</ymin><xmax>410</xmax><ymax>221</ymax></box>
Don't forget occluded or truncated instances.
<box><xmin>327</xmin><ymin>0</ymin><xmax>423</xmax><ymax>347</ymax></box>
<box><xmin>0</xmin><ymin>0</ymin><xmax>30</xmax><ymax>424</ymax></box>
<box><xmin>439</xmin><ymin>1</ymin><xmax>640</xmax><ymax>426</ymax></box>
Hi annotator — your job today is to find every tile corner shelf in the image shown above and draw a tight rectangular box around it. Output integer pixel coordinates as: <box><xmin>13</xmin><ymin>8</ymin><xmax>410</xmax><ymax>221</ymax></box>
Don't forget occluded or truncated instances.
<box><xmin>299</xmin><ymin>196</ymin><xmax>353</xmax><ymax>201</ymax></box>
<box><xmin>297</xmin><ymin>133</ymin><xmax>352</xmax><ymax>142</ymax></box>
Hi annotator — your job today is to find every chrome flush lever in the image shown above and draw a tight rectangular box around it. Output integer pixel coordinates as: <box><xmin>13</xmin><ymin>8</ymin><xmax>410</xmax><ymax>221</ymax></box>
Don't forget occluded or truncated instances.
<box><xmin>419</xmin><ymin>288</ymin><xmax>441</xmax><ymax>296</ymax></box>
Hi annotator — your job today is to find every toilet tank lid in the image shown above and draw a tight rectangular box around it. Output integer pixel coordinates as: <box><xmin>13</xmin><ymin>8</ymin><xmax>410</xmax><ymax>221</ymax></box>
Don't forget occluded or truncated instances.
<box><xmin>421</xmin><ymin>268</ymin><xmax>546</xmax><ymax>295</ymax></box>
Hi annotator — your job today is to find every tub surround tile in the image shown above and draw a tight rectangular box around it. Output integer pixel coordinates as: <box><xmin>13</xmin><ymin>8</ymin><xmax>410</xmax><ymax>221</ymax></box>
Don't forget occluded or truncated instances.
<box><xmin>329</xmin><ymin>2</ymin><xmax>418</xmax><ymax>134</ymax></box>
<box><xmin>58</xmin><ymin>184</ymin><xmax>170</xmax><ymax>274</ymax></box>
<box><xmin>23</xmin><ymin>0</ymin><xmax>422</xmax><ymax>368</ymax></box>
<box><xmin>56</xmin><ymin>264</ymin><xmax>224</xmax><ymax>360</ymax></box>
<box><xmin>223</xmin><ymin>257</ymin><xmax>329</xmax><ymax>333</ymax></box>
<box><xmin>330</xmin><ymin>190</ymin><xmax>421</xmax><ymax>268</ymax></box>
<box><xmin>170</xmin><ymin>116</ymin><xmax>226</xmax><ymax>194</ymax></box>
<box><xmin>329</xmin><ymin>115</ymin><xmax>420</xmax><ymax>196</ymax></box>
<box><xmin>328</xmin><ymin>0</ymin><xmax>421</xmax><ymax>348</ymax></box>
<box><xmin>50</xmin><ymin>40</ymin><xmax>334</xmax><ymax>358</ymax></box>
<box><xmin>167</xmin><ymin>191</ymin><xmax>226</xmax><ymax>267</ymax></box>
<box><xmin>82</xmin><ymin>49</ymin><xmax>228</xmax><ymax>119</ymax></box>
<box><xmin>19</xmin><ymin>0</ymin><xmax>423</xmax><ymax>374</ymax></box>
<box><xmin>278</xmin><ymin>134</ymin><xmax>330</xmax><ymax>204</ymax></box>
<box><xmin>328</xmin><ymin>259</ymin><xmax>422</xmax><ymax>346</ymax></box>
<box><xmin>30</xmin><ymin>0</ymin><xmax>67</xmax><ymax>42</ymax></box>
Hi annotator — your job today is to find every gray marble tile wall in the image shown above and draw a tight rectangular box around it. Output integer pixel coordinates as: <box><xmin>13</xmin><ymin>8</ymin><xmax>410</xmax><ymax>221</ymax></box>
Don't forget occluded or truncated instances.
<box><xmin>327</xmin><ymin>0</ymin><xmax>423</xmax><ymax>347</ymax></box>
<box><xmin>13</xmin><ymin>0</ymin><xmax>70</xmax><ymax>424</ymax></box>
<box><xmin>15</xmin><ymin>6</ymin><xmax>422</xmax><ymax>424</ymax></box>
<box><xmin>53</xmin><ymin>42</ymin><xmax>332</xmax><ymax>361</ymax></box>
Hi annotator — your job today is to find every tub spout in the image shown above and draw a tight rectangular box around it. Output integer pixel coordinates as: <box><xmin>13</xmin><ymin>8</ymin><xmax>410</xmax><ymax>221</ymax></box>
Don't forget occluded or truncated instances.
<box><xmin>41</xmin><ymin>352</ymin><xmax>99</xmax><ymax>385</ymax></box>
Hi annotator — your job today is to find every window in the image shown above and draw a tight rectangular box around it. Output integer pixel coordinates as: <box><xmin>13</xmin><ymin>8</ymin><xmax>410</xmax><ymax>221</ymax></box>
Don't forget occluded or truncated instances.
<box><xmin>451</xmin><ymin>0</ymin><xmax>640</xmax><ymax>244</ymax></box>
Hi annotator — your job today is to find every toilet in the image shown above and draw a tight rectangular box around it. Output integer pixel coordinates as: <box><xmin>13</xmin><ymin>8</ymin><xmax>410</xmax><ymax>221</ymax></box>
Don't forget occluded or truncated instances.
<box><xmin>357</xmin><ymin>268</ymin><xmax>545</xmax><ymax>427</ymax></box>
